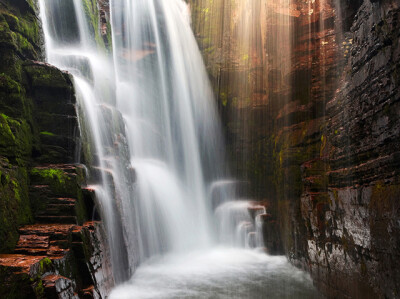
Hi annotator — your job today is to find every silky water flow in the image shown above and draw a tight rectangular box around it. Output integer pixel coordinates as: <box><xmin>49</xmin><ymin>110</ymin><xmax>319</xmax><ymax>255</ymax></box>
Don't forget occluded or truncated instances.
<box><xmin>38</xmin><ymin>0</ymin><xmax>320</xmax><ymax>297</ymax></box>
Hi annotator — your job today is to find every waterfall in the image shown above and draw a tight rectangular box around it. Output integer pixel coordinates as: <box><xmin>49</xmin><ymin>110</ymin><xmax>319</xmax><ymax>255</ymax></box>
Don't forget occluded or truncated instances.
<box><xmin>215</xmin><ymin>201</ymin><xmax>266</xmax><ymax>248</ymax></box>
<box><xmin>39</xmin><ymin>0</ymin><xmax>135</xmax><ymax>282</ymax></box>
<box><xmin>110</xmin><ymin>0</ymin><xmax>227</xmax><ymax>259</ymax></box>
<box><xmin>37</xmin><ymin>0</ymin><xmax>322</xmax><ymax>297</ymax></box>
<box><xmin>38</xmin><ymin>0</ymin><xmax>232</xmax><ymax>281</ymax></box>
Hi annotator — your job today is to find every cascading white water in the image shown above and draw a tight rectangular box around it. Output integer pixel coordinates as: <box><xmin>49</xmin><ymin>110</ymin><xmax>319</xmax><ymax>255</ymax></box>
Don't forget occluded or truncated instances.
<box><xmin>38</xmin><ymin>0</ymin><xmax>136</xmax><ymax>282</ymax></box>
<box><xmin>110</xmin><ymin>0</ymin><xmax>227</xmax><ymax>259</ymax></box>
<box><xmin>38</xmin><ymin>0</ymin><xmax>321</xmax><ymax>297</ymax></box>
<box><xmin>39</xmin><ymin>0</ymin><xmax>228</xmax><ymax>274</ymax></box>
<box><xmin>215</xmin><ymin>201</ymin><xmax>266</xmax><ymax>248</ymax></box>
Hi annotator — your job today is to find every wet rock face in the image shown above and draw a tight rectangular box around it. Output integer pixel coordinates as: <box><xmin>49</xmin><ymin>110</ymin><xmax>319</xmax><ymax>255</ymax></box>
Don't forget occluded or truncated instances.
<box><xmin>0</xmin><ymin>0</ymin><xmax>114</xmax><ymax>298</ymax></box>
<box><xmin>0</xmin><ymin>221</ymin><xmax>114</xmax><ymax>299</ymax></box>
<box><xmin>0</xmin><ymin>0</ymin><xmax>79</xmax><ymax>254</ymax></box>
<box><xmin>307</xmin><ymin>1</ymin><xmax>400</xmax><ymax>297</ymax></box>
<box><xmin>191</xmin><ymin>0</ymin><xmax>400</xmax><ymax>297</ymax></box>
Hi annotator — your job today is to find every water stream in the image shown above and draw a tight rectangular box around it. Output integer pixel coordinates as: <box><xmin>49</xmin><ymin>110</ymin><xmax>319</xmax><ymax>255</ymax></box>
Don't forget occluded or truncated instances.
<box><xmin>38</xmin><ymin>0</ymin><xmax>320</xmax><ymax>297</ymax></box>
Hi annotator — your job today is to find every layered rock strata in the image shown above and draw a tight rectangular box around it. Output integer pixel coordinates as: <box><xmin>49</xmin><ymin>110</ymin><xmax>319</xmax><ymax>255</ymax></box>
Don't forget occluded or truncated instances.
<box><xmin>190</xmin><ymin>0</ymin><xmax>400</xmax><ymax>297</ymax></box>
<box><xmin>0</xmin><ymin>0</ymin><xmax>113</xmax><ymax>297</ymax></box>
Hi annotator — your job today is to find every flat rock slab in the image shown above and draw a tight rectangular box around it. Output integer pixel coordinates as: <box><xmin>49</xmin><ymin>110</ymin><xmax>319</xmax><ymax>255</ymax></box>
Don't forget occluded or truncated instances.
<box><xmin>19</xmin><ymin>223</ymin><xmax>78</xmax><ymax>237</ymax></box>
<box><xmin>0</xmin><ymin>254</ymin><xmax>46</xmax><ymax>274</ymax></box>
<box><xmin>16</xmin><ymin>235</ymin><xmax>49</xmax><ymax>249</ymax></box>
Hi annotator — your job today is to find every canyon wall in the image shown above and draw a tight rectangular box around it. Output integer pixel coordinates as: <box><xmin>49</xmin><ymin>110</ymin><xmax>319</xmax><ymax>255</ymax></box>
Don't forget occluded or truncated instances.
<box><xmin>0</xmin><ymin>0</ymin><xmax>399</xmax><ymax>297</ymax></box>
<box><xmin>0</xmin><ymin>0</ymin><xmax>113</xmax><ymax>297</ymax></box>
<box><xmin>190</xmin><ymin>0</ymin><xmax>400</xmax><ymax>297</ymax></box>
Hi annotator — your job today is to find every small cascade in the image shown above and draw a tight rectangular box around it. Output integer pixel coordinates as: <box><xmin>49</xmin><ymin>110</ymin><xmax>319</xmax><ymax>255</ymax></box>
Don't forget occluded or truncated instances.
<box><xmin>208</xmin><ymin>180</ymin><xmax>250</xmax><ymax>209</ymax></box>
<box><xmin>38</xmin><ymin>0</ymin><xmax>138</xmax><ymax>283</ymax></box>
<box><xmin>255</xmin><ymin>213</ymin><xmax>266</xmax><ymax>248</ymax></box>
<box><xmin>215</xmin><ymin>201</ymin><xmax>267</xmax><ymax>248</ymax></box>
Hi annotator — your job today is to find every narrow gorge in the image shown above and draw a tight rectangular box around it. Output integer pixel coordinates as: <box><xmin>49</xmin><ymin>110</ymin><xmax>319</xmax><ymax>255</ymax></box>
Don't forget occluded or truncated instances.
<box><xmin>0</xmin><ymin>0</ymin><xmax>399</xmax><ymax>298</ymax></box>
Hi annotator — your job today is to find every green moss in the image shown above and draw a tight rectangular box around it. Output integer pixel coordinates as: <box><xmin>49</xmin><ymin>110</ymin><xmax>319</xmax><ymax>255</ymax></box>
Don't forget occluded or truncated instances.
<box><xmin>81</xmin><ymin>0</ymin><xmax>106</xmax><ymax>50</ymax></box>
<box><xmin>23</xmin><ymin>64</ymin><xmax>70</xmax><ymax>89</ymax></box>
<box><xmin>31</xmin><ymin>168</ymin><xmax>68</xmax><ymax>184</ymax></box>
<box><xmin>0</xmin><ymin>113</ymin><xmax>33</xmax><ymax>159</ymax></box>
<box><xmin>220</xmin><ymin>92</ymin><xmax>228</xmax><ymax>106</ymax></box>
<box><xmin>33</xmin><ymin>279</ymin><xmax>44</xmax><ymax>298</ymax></box>
<box><xmin>0</xmin><ymin>113</ymin><xmax>14</xmax><ymax>146</ymax></box>
<box><xmin>39</xmin><ymin>131</ymin><xmax>55</xmax><ymax>136</ymax></box>
<box><xmin>29</xmin><ymin>258</ymin><xmax>53</xmax><ymax>298</ymax></box>
<box><xmin>106</xmin><ymin>22</ymin><xmax>112</xmax><ymax>51</ymax></box>
<box><xmin>0</xmin><ymin>11</ymin><xmax>39</xmax><ymax>59</ymax></box>
<box><xmin>39</xmin><ymin>258</ymin><xmax>52</xmax><ymax>273</ymax></box>
<box><xmin>0</xmin><ymin>159</ymin><xmax>32</xmax><ymax>253</ymax></box>
<box><xmin>320</xmin><ymin>134</ymin><xmax>326</xmax><ymax>154</ymax></box>
<box><xmin>0</xmin><ymin>50</ymin><xmax>24</xmax><ymax>83</ymax></box>
<box><xmin>11</xmin><ymin>179</ymin><xmax>21</xmax><ymax>202</ymax></box>
<box><xmin>0</xmin><ymin>73</ymin><xmax>21</xmax><ymax>93</ymax></box>
<box><xmin>14</xmin><ymin>32</ymin><xmax>35</xmax><ymax>56</ymax></box>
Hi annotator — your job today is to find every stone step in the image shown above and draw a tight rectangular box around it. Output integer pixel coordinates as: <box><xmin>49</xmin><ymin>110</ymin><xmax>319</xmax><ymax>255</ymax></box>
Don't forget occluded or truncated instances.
<box><xmin>29</xmin><ymin>185</ymin><xmax>78</xmax><ymax>202</ymax></box>
<box><xmin>29</xmin><ymin>184</ymin><xmax>52</xmax><ymax>197</ymax></box>
<box><xmin>36</xmin><ymin>203</ymin><xmax>76</xmax><ymax>217</ymax></box>
<box><xmin>0</xmin><ymin>254</ymin><xmax>47</xmax><ymax>274</ymax></box>
<box><xmin>35</xmin><ymin>216</ymin><xmax>77</xmax><ymax>225</ymax></box>
<box><xmin>50</xmin><ymin>239</ymin><xmax>69</xmax><ymax>249</ymax></box>
<box><xmin>14</xmin><ymin>235</ymin><xmax>70</xmax><ymax>257</ymax></box>
<box><xmin>47</xmin><ymin>246</ymin><xmax>68</xmax><ymax>256</ymax></box>
<box><xmin>18</xmin><ymin>224</ymin><xmax>77</xmax><ymax>239</ymax></box>
<box><xmin>14</xmin><ymin>246</ymin><xmax>69</xmax><ymax>258</ymax></box>
<box><xmin>16</xmin><ymin>235</ymin><xmax>49</xmax><ymax>249</ymax></box>
<box><xmin>48</xmin><ymin>197</ymin><xmax>77</xmax><ymax>204</ymax></box>
<box><xmin>14</xmin><ymin>247</ymin><xmax>49</xmax><ymax>255</ymax></box>
<box><xmin>0</xmin><ymin>254</ymin><xmax>52</xmax><ymax>298</ymax></box>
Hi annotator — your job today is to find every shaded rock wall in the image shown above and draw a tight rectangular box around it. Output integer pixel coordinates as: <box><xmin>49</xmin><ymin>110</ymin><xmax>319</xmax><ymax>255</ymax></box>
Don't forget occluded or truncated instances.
<box><xmin>190</xmin><ymin>0</ymin><xmax>400</xmax><ymax>297</ymax></box>
<box><xmin>0</xmin><ymin>0</ymin><xmax>113</xmax><ymax>298</ymax></box>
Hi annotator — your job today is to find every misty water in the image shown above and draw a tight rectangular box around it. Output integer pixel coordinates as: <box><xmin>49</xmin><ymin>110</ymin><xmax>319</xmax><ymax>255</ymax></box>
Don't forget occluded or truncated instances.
<box><xmin>111</xmin><ymin>248</ymin><xmax>319</xmax><ymax>299</ymax></box>
<box><xmin>38</xmin><ymin>0</ymin><xmax>321</xmax><ymax>297</ymax></box>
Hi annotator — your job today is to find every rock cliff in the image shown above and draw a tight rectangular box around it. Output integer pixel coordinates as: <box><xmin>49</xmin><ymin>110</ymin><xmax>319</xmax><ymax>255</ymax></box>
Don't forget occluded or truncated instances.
<box><xmin>190</xmin><ymin>0</ymin><xmax>400</xmax><ymax>297</ymax></box>
<box><xmin>0</xmin><ymin>0</ymin><xmax>113</xmax><ymax>298</ymax></box>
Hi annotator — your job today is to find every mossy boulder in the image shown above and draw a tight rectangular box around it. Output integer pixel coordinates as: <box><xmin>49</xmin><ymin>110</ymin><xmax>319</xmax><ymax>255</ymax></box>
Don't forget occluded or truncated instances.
<box><xmin>24</xmin><ymin>63</ymin><xmax>72</xmax><ymax>90</ymax></box>
<box><xmin>0</xmin><ymin>9</ymin><xmax>40</xmax><ymax>60</ymax></box>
